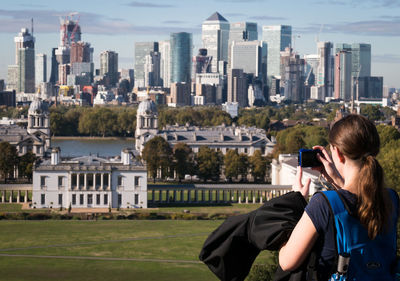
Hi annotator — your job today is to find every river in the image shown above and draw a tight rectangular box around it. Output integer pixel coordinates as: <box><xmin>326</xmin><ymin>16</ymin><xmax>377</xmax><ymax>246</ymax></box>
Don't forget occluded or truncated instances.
<box><xmin>51</xmin><ymin>138</ymin><xmax>135</xmax><ymax>157</ymax></box>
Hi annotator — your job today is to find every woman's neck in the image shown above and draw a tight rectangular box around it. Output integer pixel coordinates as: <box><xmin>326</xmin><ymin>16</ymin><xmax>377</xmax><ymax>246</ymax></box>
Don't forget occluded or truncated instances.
<box><xmin>340</xmin><ymin>159</ymin><xmax>361</xmax><ymax>194</ymax></box>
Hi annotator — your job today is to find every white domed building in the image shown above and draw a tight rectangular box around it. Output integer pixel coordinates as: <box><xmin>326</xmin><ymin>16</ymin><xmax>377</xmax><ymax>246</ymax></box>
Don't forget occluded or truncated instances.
<box><xmin>0</xmin><ymin>96</ymin><xmax>51</xmax><ymax>157</ymax></box>
<box><xmin>135</xmin><ymin>98</ymin><xmax>158</xmax><ymax>152</ymax></box>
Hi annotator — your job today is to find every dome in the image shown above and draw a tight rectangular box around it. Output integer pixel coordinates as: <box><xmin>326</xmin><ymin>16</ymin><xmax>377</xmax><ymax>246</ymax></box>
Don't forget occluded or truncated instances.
<box><xmin>137</xmin><ymin>98</ymin><xmax>157</xmax><ymax>115</ymax></box>
<box><xmin>28</xmin><ymin>98</ymin><xmax>49</xmax><ymax>115</ymax></box>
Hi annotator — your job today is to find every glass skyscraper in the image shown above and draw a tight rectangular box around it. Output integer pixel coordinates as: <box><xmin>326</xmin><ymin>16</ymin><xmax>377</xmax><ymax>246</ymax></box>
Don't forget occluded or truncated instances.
<box><xmin>335</xmin><ymin>43</ymin><xmax>371</xmax><ymax>78</ymax></box>
<box><xmin>170</xmin><ymin>32</ymin><xmax>192</xmax><ymax>83</ymax></box>
<box><xmin>134</xmin><ymin>42</ymin><xmax>158</xmax><ymax>88</ymax></box>
<box><xmin>202</xmin><ymin>12</ymin><xmax>230</xmax><ymax>73</ymax></box>
<box><xmin>262</xmin><ymin>25</ymin><xmax>292</xmax><ymax>78</ymax></box>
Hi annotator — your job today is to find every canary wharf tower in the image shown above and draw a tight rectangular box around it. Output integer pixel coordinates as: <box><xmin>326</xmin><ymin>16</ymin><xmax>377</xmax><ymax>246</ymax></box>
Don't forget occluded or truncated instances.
<box><xmin>202</xmin><ymin>12</ymin><xmax>230</xmax><ymax>73</ymax></box>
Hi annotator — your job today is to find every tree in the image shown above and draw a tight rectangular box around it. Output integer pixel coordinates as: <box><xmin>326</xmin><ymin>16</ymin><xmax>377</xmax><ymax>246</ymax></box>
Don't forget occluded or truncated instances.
<box><xmin>238</xmin><ymin>153</ymin><xmax>249</xmax><ymax>181</ymax></box>
<box><xmin>376</xmin><ymin>124</ymin><xmax>400</xmax><ymax>147</ymax></box>
<box><xmin>249</xmin><ymin>150</ymin><xmax>267</xmax><ymax>182</ymax></box>
<box><xmin>18</xmin><ymin>151</ymin><xmax>37</xmax><ymax>181</ymax></box>
<box><xmin>0</xmin><ymin>142</ymin><xmax>18</xmax><ymax>183</ymax></box>
<box><xmin>197</xmin><ymin>146</ymin><xmax>222</xmax><ymax>182</ymax></box>
<box><xmin>224</xmin><ymin>149</ymin><xmax>240</xmax><ymax>181</ymax></box>
<box><xmin>360</xmin><ymin>104</ymin><xmax>383</xmax><ymax>121</ymax></box>
<box><xmin>378</xmin><ymin>139</ymin><xmax>400</xmax><ymax>192</ymax></box>
<box><xmin>173</xmin><ymin>142</ymin><xmax>192</xmax><ymax>182</ymax></box>
<box><xmin>142</xmin><ymin>136</ymin><xmax>172</xmax><ymax>182</ymax></box>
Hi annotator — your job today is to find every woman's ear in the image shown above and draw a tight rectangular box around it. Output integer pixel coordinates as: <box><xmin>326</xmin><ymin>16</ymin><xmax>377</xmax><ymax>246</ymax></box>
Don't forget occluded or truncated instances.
<box><xmin>335</xmin><ymin>147</ymin><xmax>346</xmax><ymax>163</ymax></box>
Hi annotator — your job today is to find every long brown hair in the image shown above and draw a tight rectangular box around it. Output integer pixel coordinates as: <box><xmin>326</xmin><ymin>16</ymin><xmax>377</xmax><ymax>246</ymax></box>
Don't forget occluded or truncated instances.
<box><xmin>329</xmin><ymin>114</ymin><xmax>392</xmax><ymax>239</ymax></box>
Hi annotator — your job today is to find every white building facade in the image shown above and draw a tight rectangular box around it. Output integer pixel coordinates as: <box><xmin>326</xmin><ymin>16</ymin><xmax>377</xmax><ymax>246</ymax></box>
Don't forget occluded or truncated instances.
<box><xmin>32</xmin><ymin>148</ymin><xmax>148</xmax><ymax>209</ymax></box>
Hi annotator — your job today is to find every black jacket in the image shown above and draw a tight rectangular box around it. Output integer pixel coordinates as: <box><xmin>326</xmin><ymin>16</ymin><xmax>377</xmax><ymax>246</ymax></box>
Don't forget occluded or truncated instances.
<box><xmin>199</xmin><ymin>191</ymin><xmax>312</xmax><ymax>281</ymax></box>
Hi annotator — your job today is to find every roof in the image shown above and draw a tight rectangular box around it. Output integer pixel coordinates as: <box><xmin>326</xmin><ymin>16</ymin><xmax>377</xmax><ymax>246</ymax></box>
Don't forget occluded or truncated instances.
<box><xmin>206</xmin><ymin>12</ymin><xmax>228</xmax><ymax>22</ymax></box>
<box><xmin>137</xmin><ymin>98</ymin><xmax>157</xmax><ymax>115</ymax></box>
<box><xmin>157</xmin><ymin>124</ymin><xmax>274</xmax><ymax>146</ymax></box>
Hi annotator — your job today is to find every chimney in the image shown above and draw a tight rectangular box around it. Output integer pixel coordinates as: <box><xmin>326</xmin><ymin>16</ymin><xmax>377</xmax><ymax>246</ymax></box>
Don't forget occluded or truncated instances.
<box><xmin>121</xmin><ymin>148</ymin><xmax>132</xmax><ymax>165</ymax></box>
<box><xmin>51</xmin><ymin>147</ymin><xmax>60</xmax><ymax>165</ymax></box>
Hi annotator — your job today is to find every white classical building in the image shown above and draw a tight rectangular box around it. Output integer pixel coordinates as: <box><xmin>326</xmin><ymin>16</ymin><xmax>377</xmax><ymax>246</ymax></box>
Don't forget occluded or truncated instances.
<box><xmin>271</xmin><ymin>154</ymin><xmax>322</xmax><ymax>195</ymax></box>
<box><xmin>135</xmin><ymin>98</ymin><xmax>275</xmax><ymax>155</ymax></box>
<box><xmin>32</xmin><ymin>148</ymin><xmax>147</xmax><ymax>209</ymax></box>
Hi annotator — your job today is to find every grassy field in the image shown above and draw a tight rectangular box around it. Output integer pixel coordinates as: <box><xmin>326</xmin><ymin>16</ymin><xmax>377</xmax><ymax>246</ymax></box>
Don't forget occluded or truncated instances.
<box><xmin>0</xmin><ymin>220</ymin><xmax>274</xmax><ymax>281</ymax></box>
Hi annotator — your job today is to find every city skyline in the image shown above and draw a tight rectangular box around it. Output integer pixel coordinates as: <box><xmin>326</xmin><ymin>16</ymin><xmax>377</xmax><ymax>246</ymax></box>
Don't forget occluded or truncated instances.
<box><xmin>1</xmin><ymin>0</ymin><xmax>400</xmax><ymax>87</ymax></box>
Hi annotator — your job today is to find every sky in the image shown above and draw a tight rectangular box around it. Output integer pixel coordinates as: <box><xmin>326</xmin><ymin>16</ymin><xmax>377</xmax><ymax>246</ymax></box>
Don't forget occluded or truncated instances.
<box><xmin>1</xmin><ymin>0</ymin><xmax>400</xmax><ymax>88</ymax></box>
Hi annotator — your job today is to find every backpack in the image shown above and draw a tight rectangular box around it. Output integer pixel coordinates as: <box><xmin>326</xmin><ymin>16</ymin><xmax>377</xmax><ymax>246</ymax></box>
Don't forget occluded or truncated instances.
<box><xmin>322</xmin><ymin>189</ymin><xmax>399</xmax><ymax>281</ymax></box>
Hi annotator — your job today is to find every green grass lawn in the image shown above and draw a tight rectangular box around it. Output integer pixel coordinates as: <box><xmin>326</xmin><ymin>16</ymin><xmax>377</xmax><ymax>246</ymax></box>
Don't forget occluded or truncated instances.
<box><xmin>0</xmin><ymin>220</ymin><xmax>274</xmax><ymax>281</ymax></box>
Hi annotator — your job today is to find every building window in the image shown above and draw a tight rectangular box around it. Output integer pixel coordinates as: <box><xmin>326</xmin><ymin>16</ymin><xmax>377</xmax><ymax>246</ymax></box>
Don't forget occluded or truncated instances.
<box><xmin>80</xmin><ymin>194</ymin><xmax>84</xmax><ymax>205</ymax></box>
<box><xmin>104</xmin><ymin>194</ymin><xmax>108</xmax><ymax>205</ymax></box>
<box><xmin>58</xmin><ymin>176</ymin><xmax>64</xmax><ymax>187</ymax></box>
<box><xmin>96</xmin><ymin>194</ymin><xmax>100</xmax><ymax>205</ymax></box>
<box><xmin>118</xmin><ymin>176</ymin><xmax>123</xmax><ymax>186</ymax></box>
<box><xmin>244</xmin><ymin>148</ymin><xmax>248</xmax><ymax>154</ymax></box>
<box><xmin>41</xmin><ymin>194</ymin><xmax>45</xmax><ymax>205</ymax></box>
<box><xmin>40</xmin><ymin>176</ymin><xmax>46</xmax><ymax>187</ymax></box>
<box><xmin>88</xmin><ymin>194</ymin><xmax>93</xmax><ymax>205</ymax></box>
<box><xmin>134</xmin><ymin>176</ymin><xmax>140</xmax><ymax>187</ymax></box>
<box><xmin>72</xmin><ymin>194</ymin><xmax>76</xmax><ymax>205</ymax></box>
<box><xmin>118</xmin><ymin>194</ymin><xmax>122</xmax><ymax>206</ymax></box>
<box><xmin>58</xmin><ymin>194</ymin><xmax>63</xmax><ymax>205</ymax></box>
<box><xmin>135</xmin><ymin>194</ymin><xmax>139</xmax><ymax>205</ymax></box>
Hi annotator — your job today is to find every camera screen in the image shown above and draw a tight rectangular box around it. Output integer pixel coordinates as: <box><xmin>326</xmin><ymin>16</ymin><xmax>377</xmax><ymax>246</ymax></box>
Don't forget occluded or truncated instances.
<box><xmin>298</xmin><ymin>149</ymin><xmax>322</xmax><ymax>168</ymax></box>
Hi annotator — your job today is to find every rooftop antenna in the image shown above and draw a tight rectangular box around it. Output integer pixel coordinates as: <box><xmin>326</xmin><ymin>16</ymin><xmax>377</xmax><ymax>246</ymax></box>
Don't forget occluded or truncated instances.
<box><xmin>31</xmin><ymin>18</ymin><xmax>34</xmax><ymax>35</ymax></box>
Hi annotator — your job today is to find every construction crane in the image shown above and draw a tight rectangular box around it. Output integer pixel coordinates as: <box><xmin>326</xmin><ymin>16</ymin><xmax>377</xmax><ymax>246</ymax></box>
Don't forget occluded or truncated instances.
<box><xmin>351</xmin><ymin>65</ymin><xmax>361</xmax><ymax>113</ymax></box>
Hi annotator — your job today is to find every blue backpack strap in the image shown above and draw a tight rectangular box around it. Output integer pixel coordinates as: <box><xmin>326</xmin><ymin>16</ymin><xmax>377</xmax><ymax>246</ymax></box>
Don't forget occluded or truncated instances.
<box><xmin>322</xmin><ymin>190</ymin><xmax>349</xmax><ymax>255</ymax></box>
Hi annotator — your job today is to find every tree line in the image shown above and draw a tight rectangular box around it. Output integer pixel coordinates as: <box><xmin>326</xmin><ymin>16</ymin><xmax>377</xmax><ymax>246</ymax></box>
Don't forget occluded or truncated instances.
<box><xmin>141</xmin><ymin>136</ymin><xmax>270</xmax><ymax>183</ymax></box>
<box><xmin>0</xmin><ymin>142</ymin><xmax>36</xmax><ymax>182</ymax></box>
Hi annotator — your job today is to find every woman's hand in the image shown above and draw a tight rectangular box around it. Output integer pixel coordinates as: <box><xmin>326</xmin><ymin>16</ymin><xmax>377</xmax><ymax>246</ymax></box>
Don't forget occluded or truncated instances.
<box><xmin>292</xmin><ymin>166</ymin><xmax>311</xmax><ymax>198</ymax></box>
<box><xmin>313</xmin><ymin>145</ymin><xmax>344</xmax><ymax>189</ymax></box>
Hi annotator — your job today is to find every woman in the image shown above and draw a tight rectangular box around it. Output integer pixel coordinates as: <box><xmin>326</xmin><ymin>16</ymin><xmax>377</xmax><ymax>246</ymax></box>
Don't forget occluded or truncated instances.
<box><xmin>279</xmin><ymin>114</ymin><xmax>399</xmax><ymax>280</ymax></box>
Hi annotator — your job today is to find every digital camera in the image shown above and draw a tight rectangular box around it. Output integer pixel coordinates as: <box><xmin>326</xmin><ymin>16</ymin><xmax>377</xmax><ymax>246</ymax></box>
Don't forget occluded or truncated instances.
<box><xmin>298</xmin><ymin>149</ymin><xmax>322</xmax><ymax>168</ymax></box>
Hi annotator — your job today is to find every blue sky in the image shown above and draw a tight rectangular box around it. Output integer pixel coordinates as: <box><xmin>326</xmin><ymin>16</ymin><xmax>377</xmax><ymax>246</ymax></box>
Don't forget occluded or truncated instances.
<box><xmin>1</xmin><ymin>0</ymin><xmax>400</xmax><ymax>87</ymax></box>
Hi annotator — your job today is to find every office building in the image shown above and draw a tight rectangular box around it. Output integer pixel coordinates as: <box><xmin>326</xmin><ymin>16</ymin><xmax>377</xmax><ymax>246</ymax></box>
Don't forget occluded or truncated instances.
<box><xmin>13</xmin><ymin>28</ymin><xmax>35</xmax><ymax>93</ymax></box>
<box><xmin>192</xmin><ymin>49</ymin><xmax>212</xmax><ymax>77</ymax></box>
<box><xmin>316</xmin><ymin>41</ymin><xmax>334</xmax><ymax>99</ymax></box>
<box><xmin>144</xmin><ymin>51</ymin><xmax>161</xmax><ymax>87</ymax></box>
<box><xmin>334</xmin><ymin>51</ymin><xmax>352</xmax><ymax>100</ymax></box>
<box><xmin>227</xmin><ymin>69</ymin><xmax>248</xmax><ymax>107</ymax></box>
<box><xmin>100</xmin><ymin>50</ymin><xmax>119</xmax><ymax>86</ymax></box>
<box><xmin>354</xmin><ymin>76</ymin><xmax>383</xmax><ymax>99</ymax></box>
<box><xmin>134</xmin><ymin>42</ymin><xmax>158</xmax><ymax>88</ymax></box>
<box><xmin>170</xmin><ymin>32</ymin><xmax>192</xmax><ymax>83</ymax></box>
<box><xmin>202</xmin><ymin>12</ymin><xmax>230</xmax><ymax>73</ymax></box>
<box><xmin>169</xmin><ymin>82</ymin><xmax>191</xmax><ymax>106</ymax></box>
<box><xmin>70</xmin><ymin>42</ymin><xmax>93</xmax><ymax>63</ymax></box>
<box><xmin>159</xmin><ymin>40</ymin><xmax>170</xmax><ymax>88</ymax></box>
<box><xmin>7</xmin><ymin>65</ymin><xmax>18</xmax><ymax>91</ymax></box>
<box><xmin>280</xmin><ymin>47</ymin><xmax>305</xmax><ymax>102</ymax></box>
<box><xmin>35</xmin><ymin>54</ymin><xmax>47</xmax><ymax>86</ymax></box>
<box><xmin>262</xmin><ymin>25</ymin><xmax>292</xmax><ymax>78</ymax></box>
<box><xmin>230</xmin><ymin>41</ymin><xmax>267</xmax><ymax>81</ymax></box>
<box><xmin>228</xmin><ymin>22</ymin><xmax>258</xmax><ymax>74</ymax></box>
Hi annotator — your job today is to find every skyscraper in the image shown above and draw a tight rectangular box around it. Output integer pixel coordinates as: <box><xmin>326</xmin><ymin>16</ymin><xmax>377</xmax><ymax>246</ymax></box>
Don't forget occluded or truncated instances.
<box><xmin>100</xmin><ymin>50</ymin><xmax>119</xmax><ymax>86</ymax></box>
<box><xmin>350</xmin><ymin>43</ymin><xmax>371</xmax><ymax>78</ymax></box>
<box><xmin>14</xmin><ymin>28</ymin><xmax>35</xmax><ymax>93</ymax></box>
<box><xmin>170</xmin><ymin>32</ymin><xmax>192</xmax><ymax>83</ymax></box>
<box><xmin>144</xmin><ymin>51</ymin><xmax>161</xmax><ymax>87</ymax></box>
<box><xmin>134</xmin><ymin>42</ymin><xmax>158</xmax><ymax>88</ymax></box>
<box><xmin>202</xmin><ymin>12</ymin><xmax>230</xmax><ymax>73</ymax></box>
<box><xmin>192</xmin><ymin>48</ymin><xmax>212</xmax><ymax>76</ymax></box>
<box><xmin>316</xmin><ymin>41</ymin><xmax>334</xmax><ymax>98</ymax></box>
<box><xmin>280</xmin><ymin>47</ymin><xmax>305</xmax><ymax>102</ymax></box>
<box><xmin>230</xmin><ymin>41</ymin><xmax>267</xmax><ymax>80</ymax></box>
<box><xmin>228</xmin><ymin>22</ymin><xmax>258</xmax><ymax>73</ymax></box>
<box><xmin>334</xmin><ymin>51</ymin><xmax>352</xmax><ymax>100</ymax></box>
<box><xmin>227</xmin><ymin>68</ymin><xmax>248</xmax><ymax>107</ymax></box>
<box><xmin>159</xmin><ymin>40</ymin><xmax>171</xmax><ymax>88</ymax></box>
<box><xmin>262</xmin><ymin>25</ymin><xmax>291</xmax><ymax>78</ymax></box>
<box><xmin>36</xmin><ymin>53</ymin><xmax>47</xmax><ymax>85</ymax></box>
